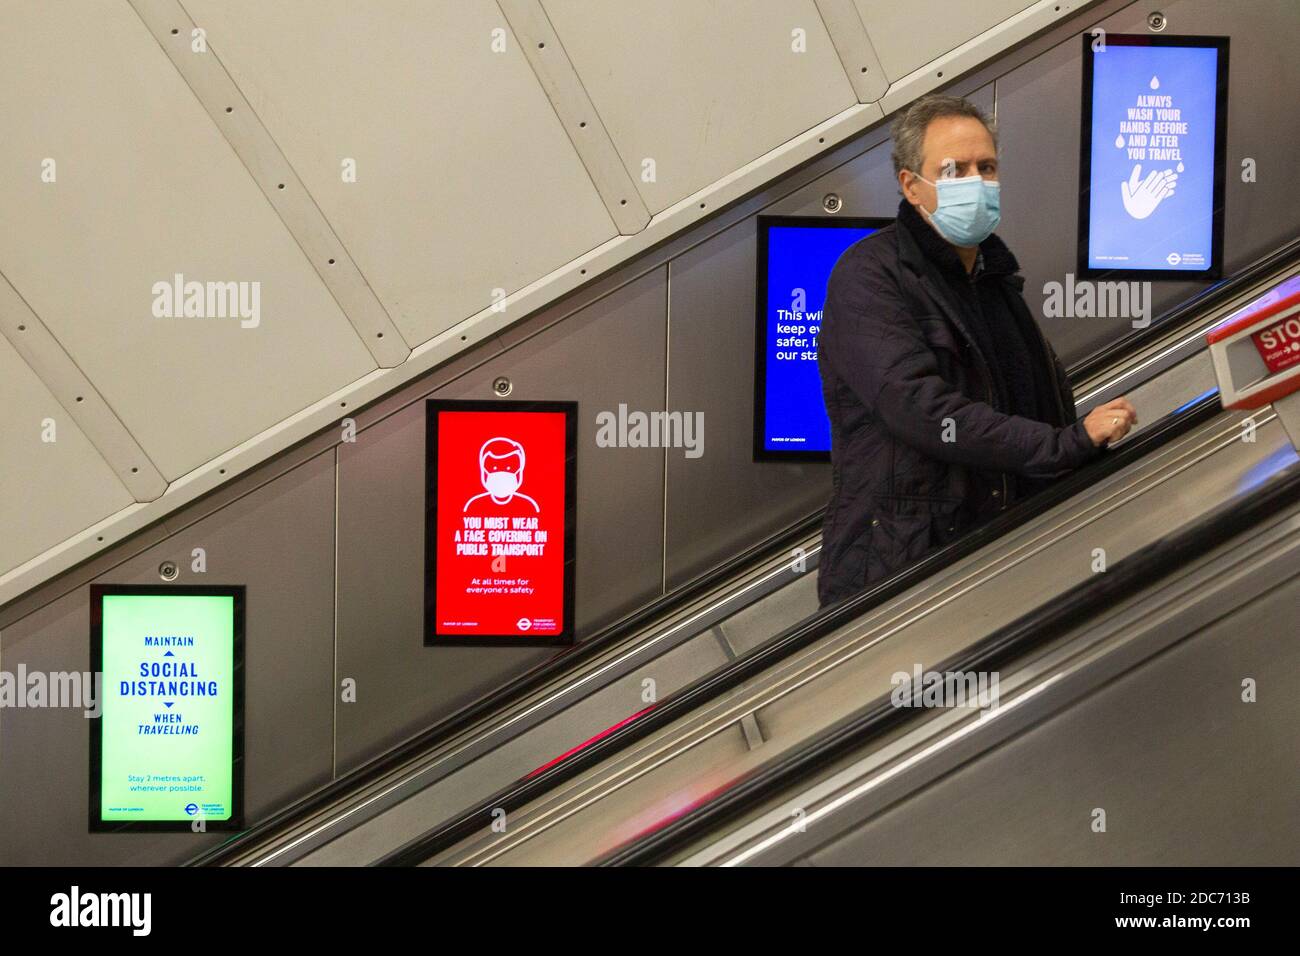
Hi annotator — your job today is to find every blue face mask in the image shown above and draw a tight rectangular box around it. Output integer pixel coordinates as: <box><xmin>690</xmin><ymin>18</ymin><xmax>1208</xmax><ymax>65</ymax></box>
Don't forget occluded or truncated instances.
<box><xmin>916</xmin><ymin>173</ymin><xmax>1001</xmax><ymax>247</ymax></box>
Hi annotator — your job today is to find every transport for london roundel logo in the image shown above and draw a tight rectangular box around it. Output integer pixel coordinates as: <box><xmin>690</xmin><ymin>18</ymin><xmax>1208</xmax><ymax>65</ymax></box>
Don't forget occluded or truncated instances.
<box><xmin>516</xmin><ymin>617</ymin><xmax>532</xmax><ymax>631</ymax></box>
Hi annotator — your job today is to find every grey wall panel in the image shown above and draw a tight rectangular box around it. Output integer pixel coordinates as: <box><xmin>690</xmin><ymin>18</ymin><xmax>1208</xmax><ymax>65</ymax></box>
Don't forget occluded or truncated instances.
<box><xmin>854</xmin><ymin>0</ymin><xmax>1036</xmax><ymax>82</ymax></box>
<box><xmin>770</xmin><ymin>129</ymin><xmax>898</xmax><ymax>217</ymax></box>
<box><xmin>0</xmin><ymin>452</ymin><xmax>337</xmax><ymax>865</ymax></box>
<box><xmin>663</xmin><ymin>222</ymin><xmax>829</xmax><ymax>589</ymax></box>
<box><xmin>542</xmin><ymin>0</ymin><xmax>858</xmax><ymax>214</ymax></box>
<box><xmin>804</xmin><ymin>574</ymin><xmax>1300</xmax><ymax>866</ymax></box>
<box><xmin>0</xmin><ymin>333</ymin><xmax>135</xmax><ymax>574</ymax></box>
<box><xmin>182</xmin><ymin>0</ymin><xmax>618</xmax><ymax>347</ymax></box>
<box><xmin>995</xmin><ymin>0</ymin><xmax>1300</xmax><ymax>366</ymax></box>
<box><xmin>0</xmin><ymin>1</ymin><xmax>377</xmax><ymax>481</ymax></box>
<box><xmin>334</xmin><ymin>267</ymin><xmax>667</xmax><ymax>774</ymax></box>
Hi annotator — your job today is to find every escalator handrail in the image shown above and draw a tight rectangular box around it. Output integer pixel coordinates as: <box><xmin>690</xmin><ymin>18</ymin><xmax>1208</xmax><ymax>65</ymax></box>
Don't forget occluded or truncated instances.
<box><xmin>375</xmin><ymin>392</ymin><xmax>1227</xmax><ymax>866</ymax></box>
<box><xmin>596</xmin><ymin>459</ymin><xmax>1300</xmax><ymax>866</ymax></box>
<box><xmin>1069</xmin><ymin>236</ymin><xmax>1300</xmax><ymax>384</ymax></box>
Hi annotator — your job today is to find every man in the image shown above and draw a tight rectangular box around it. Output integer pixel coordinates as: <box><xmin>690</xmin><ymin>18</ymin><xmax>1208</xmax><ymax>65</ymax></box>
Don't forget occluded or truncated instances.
<box><xmin>816</xmin><ymin>94</ymin><xmax>1137</xmax><ymax>607</ymax></box>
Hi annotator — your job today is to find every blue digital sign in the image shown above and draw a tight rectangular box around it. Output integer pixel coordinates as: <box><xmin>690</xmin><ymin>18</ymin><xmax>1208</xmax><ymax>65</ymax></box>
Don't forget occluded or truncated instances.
<box><xmin>754</xmin><ymin>216</ymin><xmax>887</xmax><ymax>460</ymax></box>
<box><xmin>1080</xmin><ymin>34</ymin><xmax>1228</xmax><ymax>278</ymax></box>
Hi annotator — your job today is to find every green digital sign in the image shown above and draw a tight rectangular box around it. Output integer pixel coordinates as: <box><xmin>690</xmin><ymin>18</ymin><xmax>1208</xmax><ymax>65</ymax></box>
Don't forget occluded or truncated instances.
<box><xmin>89</xmin><ymin>585</ymin><xmax>244</xmax><ymax>832</ymax></box>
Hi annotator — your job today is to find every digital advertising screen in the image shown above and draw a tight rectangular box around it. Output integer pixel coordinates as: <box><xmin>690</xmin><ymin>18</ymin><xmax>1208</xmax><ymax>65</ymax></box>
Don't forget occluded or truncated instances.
<box><xmin>754</xmin><ymin>215</ymin><xmax>889</xmax><ymax>461</ymax></box>
<box><xmin>89</xmin><ymin>585</ymin><xmax>244</xmax><ymax>832</ymax></box>
<box><xmin>425</xmin><ymin>399</ymin><xmax>577</xmax><ymax>646</ymax></box>
<box><xmin>1079</xmin><ymin>33</ymin><xmax>1228</xmax><ymax>279</ymax></box>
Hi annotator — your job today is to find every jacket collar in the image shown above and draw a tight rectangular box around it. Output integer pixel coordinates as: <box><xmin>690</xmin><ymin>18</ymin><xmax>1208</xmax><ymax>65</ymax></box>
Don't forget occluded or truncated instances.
<box><xmin>893</xmin><ymin>198</ymin><xmax>995</xmax><ymax>393</ymax></box>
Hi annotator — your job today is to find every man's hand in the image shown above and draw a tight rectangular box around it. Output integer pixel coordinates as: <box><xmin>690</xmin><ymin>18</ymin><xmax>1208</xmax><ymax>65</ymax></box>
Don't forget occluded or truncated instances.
<box><xmin>1084</xmin><ymin>398</ymin><xmax>1138</xmax><ymax>447</ymax></box>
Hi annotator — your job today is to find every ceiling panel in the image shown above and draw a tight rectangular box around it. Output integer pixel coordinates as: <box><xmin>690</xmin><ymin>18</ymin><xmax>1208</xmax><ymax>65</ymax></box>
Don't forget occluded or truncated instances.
<box><xmin>0</xmin><ymin>1</ymin><xmax>376</xmax><ymax>479</ymax></box>
<box><xmin>181</xmin><ymin>0</ymin><xmax>618</xmax><ymax>346</ymax></box>
<box><xmin>0</xmin><ymin>335</ymin><xmax>133</xmax><ymax>575</ymax></box>
<box><xmin>541</xmin><ymin>0</ymin><xmax>858</xmax><ymax>214</ymax></box>
<box><xmin>853</xmin><ymin>0</ymin><xmax>1036</xmax><ymax>81</ymax></box>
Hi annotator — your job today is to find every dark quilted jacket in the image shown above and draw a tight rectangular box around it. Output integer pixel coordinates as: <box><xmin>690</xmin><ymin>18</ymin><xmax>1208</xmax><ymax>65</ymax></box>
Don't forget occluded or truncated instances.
<box><xmin>816</xmin><ymin>202</ymin><xmax>1100</xmax><ymax>607</ymax></box>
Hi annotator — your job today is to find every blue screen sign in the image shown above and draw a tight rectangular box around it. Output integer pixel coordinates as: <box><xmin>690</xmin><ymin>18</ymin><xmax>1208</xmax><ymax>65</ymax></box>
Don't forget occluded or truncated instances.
<box><xmin>1080</xmin><ymin>34</ymin><xmax>1228</xmax><ymax>278</ymax></box>
<box><xmin>754</xmin><ymin>216</ymin><xmax>887</xmax><ymax>460</ymax></box>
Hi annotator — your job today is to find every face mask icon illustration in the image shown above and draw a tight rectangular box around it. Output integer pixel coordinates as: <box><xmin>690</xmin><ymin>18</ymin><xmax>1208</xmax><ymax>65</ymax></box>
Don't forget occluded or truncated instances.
<box><xmin>464</xmin><ymin>437</ymin><xmax>540</xmax><ymax>512</ymax></box>
<box><xmin>485</xmin><ymin>470</ymin><xmax>519</xmax><ymax>497</ymax></box>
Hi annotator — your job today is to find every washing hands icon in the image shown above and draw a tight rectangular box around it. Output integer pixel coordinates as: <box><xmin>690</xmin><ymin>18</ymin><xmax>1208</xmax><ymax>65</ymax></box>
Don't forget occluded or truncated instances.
<box><xmin>1121</xmin><ymin>163</ymin><xmax>1178</xmax><ymax>219</ymax></box>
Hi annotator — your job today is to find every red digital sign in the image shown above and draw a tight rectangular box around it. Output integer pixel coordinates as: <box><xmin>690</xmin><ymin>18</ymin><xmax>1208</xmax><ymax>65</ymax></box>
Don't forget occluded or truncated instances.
<box><xmin>1251</xmin><ymin>312</ymin><xmax>1300</xmax><ymax>375</ymax></box>
<box><xmin>425</xmin><ymin>400</ymin><xmax>576</xmax><ymax>645</ymax></box>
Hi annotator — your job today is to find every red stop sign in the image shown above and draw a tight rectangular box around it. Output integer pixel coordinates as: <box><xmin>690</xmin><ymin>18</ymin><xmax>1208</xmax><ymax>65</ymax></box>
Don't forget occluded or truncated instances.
<box><xmin>1251</xmin><ymin>313</ymin><xmax>1300</xmax><ymax>375</ymax></box>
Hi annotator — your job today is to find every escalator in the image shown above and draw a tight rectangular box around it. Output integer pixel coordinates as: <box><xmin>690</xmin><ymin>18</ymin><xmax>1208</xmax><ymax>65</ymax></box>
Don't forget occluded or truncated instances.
<box><xmin>619</xmin><ymin>466</ymin><xmax>1300</xmax><ymax>866</ymax></box>
<box><xmin>194</xmin><ymin>245</ymin><xmax>1300</xmax><ymax>867</ymax></box>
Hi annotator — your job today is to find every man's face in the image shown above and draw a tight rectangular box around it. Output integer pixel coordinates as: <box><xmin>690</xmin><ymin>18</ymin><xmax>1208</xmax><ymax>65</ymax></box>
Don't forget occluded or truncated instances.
<box><xmin>900</xmin><ymin>115</ymin><xmax>999</xmax><ymax>215</ymax></box>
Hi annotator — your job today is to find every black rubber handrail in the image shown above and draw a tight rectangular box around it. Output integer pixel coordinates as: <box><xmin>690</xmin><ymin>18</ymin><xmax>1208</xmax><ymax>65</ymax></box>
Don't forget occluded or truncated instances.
<box><xmin>597</xmin><ymin>461</ymin><xmax>1300</xmax><ymax>866</ymax></box>
<box><xmin>200</xmin><ymin>244</ymin><xmax>1299</xmax><ymax>867</ymax></box>
<box><xmin>188</xmin><ymin>508</ymin><xmax>823</xmax><ymax>865</ymax></box>
<box><xmin>375</xmin><ymin>392</ymin><xmax>1225</xmax><ymax>866</ymax></box>
<box><xmin>1069</xmin><ymin>237</ymin><xmax>1300</xmax><ymax>384</ymax></box>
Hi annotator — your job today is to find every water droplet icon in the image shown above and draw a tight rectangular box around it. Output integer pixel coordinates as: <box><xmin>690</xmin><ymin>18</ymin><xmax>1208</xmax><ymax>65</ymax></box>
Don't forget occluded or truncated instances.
<box><xmin>1114</xmin><ymin>134</ymin><xmax>1125</xmax><ymax>149</ymax></box>
<box><xmin>1150</xmin><ymin>76</ymin><xmax>1160</xmax><ymax>90</ymax></box>
<box><xmin>1176</xmin><ymin>162</ymin><xmax>1184</xmax><ymax>173</ymax></box>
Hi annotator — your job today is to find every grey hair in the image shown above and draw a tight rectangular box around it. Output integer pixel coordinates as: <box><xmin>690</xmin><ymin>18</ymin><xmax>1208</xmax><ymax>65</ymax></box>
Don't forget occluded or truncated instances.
<box><xmin>890</xmin><ymin>94</ymin><xmax>998</xmax><ymax>177</ymax></box>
